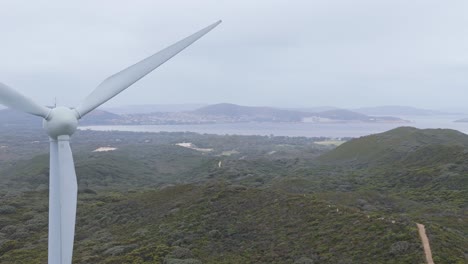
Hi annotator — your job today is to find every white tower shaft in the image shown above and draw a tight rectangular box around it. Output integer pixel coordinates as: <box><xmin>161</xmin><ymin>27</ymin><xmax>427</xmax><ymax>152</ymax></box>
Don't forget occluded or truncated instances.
<box><xmin>48</xmin><ymin>136</ymin><xmax>78</xmax><ymax>264</ymax></box>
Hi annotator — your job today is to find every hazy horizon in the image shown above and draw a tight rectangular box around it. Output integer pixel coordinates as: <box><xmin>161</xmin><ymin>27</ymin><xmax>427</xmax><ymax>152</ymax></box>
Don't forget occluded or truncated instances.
<box><xmin>3</xmin><ymin>102</ymin><xmax>468</xmax><ymax>114</ymax></box>
<box><xmin>106</xmin><ymin>103</ymin><xmax>468</xmax><ymax>113</ymax></box>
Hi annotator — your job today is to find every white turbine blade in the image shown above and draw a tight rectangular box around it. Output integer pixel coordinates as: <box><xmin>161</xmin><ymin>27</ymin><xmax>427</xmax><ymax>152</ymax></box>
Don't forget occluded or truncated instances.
<box><xmin>75</xmin><ymin>20</ymin><xmax>222</xmax><ymax>118</ymax></box>
<box><xmin>55</xmin><ymin>135</ymin><xmax>78</xmax><ymax>264</ymax></box>
<box><xmin>48</xmin><ymin>139</ymin><xmax>61</xmax><ymax>264</ymax></box>
<box><xmin>0</xmin><ymin>82</ymin><xmax>50</xmax><ymax>118</ymax></box>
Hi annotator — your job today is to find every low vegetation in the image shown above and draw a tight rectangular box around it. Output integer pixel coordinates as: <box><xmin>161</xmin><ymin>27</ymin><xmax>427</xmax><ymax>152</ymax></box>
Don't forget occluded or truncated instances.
<box><xmin>0</xmin><ymin>126</ymin><xmax>466</xmax><ymax>263</ymax></box>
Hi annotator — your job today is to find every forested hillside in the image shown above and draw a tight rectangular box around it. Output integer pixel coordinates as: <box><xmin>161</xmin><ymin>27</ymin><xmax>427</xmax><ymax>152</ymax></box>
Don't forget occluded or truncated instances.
<box><xmin>0</xmin><ymin>127</ymin><xmax>466</xmax><ymax>263</ymax></box>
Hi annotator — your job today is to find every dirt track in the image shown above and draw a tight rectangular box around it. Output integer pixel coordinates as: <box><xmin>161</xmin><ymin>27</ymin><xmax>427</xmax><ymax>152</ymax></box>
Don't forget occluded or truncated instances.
<box><xmin>417</xmin><ymin>223</ymin><xmax>434</xmax><ymax>264</ymax></box>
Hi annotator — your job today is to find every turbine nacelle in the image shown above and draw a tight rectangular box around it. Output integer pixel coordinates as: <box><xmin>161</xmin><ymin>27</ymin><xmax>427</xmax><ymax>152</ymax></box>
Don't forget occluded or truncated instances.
<box><xmin>43</xmin><ymin>106</ymin><xmax>79</xmax><ymax>139</ymax></box>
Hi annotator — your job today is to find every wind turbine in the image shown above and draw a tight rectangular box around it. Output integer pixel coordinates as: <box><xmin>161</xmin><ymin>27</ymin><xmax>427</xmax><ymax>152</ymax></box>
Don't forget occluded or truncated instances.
<box><xmin>0</xmin><ymin>20</ymin><xmax>221</xmax><ymax>264</ymax></box>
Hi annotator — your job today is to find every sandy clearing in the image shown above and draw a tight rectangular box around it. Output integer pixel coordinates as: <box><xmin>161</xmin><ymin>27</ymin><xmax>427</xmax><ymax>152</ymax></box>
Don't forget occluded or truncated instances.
<box><xmin>175</xmin><ymin>142</ymin><xmax>213</xmax><ymax>152</ymax></box>
<box><xmin>93</xmin><ymin>147</ymin><xmax>117</xmax><ymax>152</ymax></box>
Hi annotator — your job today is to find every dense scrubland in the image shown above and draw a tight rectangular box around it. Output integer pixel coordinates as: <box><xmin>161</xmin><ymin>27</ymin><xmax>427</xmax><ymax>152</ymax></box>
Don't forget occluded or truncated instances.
<box><xmin>0</xmin><ymin>126</ymin><xmax>466</xmax><ymax>263</ymax></box>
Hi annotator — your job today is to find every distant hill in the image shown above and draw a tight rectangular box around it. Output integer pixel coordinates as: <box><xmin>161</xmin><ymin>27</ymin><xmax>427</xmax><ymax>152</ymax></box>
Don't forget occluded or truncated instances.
<box><xmin>0</xmin><ymin>104</ymin><xmax>409</xmax><ymax>126</ymax></box>
<box><xmin>453</xmin><ymin>117</ymin><xmax>468</xmax><ymax>123</ymax></box>
<box><xmin>192</xmin><ymin>103</ymin><xmax>308</xmax><ymax>122</ymax></box>
<box><xmin>282</xmin><ymin>106</ymin><xmax>339</xmax><ymax>113</ymax></box>
<box><xmin>318</xmin><ymin>126</ymin><xmax>468</xmax><ymax>165</ymax></box>
<box><xmin>315</xmin><ymin>109</ymin><xmax>370</xmax><ymax>120</ymax></box>
<box><xmin>354</xmin><ymin>105</ymin><xmax>456</xmax><ymax>116</ymax></box>
<box><xmin>191</xmin><ymin>103</ymin><xmax>407</xmax><ymax>123</ymax></box>
<box><xmin>314</xmin><ymin>127</ymin><xmax>467</xmax><ymax>256</ymax></box>
<box><xmin>313</xmin><ymin>109</ymin><xmax>406</xmax><ymax>122</ymax></box>
<box><xmin>316</xmin><ymin>126</ymin><xmax>467</xmax><ymax>215</ymax></box>
<box><xmin>105</xmin><ymin>104</ymin><xmax>207</xmax><ymax>114</ymax></box>
<box><xmin>79</xmin><ymin>109</ymin><xmax>123</xmax><ymax>125</ymax></box>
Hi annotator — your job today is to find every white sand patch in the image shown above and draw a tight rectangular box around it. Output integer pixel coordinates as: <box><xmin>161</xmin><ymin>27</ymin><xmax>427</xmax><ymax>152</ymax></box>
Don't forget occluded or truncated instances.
<box><xmin>175</xmin><ymin>142</ymin><xmax>213</xmax><ymax>152</ymax></box>
<box><xmin>93</xmin><ymin>147</ymin><xmax>117</xmax><ymax>152</ymax></box>
<box><xmin>176</xmin><ymin>143</ymin><xmax>193</xmax><ymax>148</ymax></box>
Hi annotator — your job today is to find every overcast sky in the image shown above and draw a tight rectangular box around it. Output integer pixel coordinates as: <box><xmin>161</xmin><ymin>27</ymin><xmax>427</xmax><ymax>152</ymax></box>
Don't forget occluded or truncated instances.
<box><xmin>1</xmin><ymin>0</ymin><xmax>468</xmax><ymax>109</ymax></box>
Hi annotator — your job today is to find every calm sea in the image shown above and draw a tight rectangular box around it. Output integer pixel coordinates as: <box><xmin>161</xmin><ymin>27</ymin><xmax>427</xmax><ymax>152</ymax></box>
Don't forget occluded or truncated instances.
<box><xmin>79</xmin><ymin>115</ymin><xmax>468</xmax><ymax>138</ymax></box>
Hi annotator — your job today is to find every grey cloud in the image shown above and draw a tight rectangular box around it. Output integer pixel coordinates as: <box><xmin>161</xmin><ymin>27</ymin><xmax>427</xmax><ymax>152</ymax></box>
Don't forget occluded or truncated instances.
<box><xmin>1</xmin><ymin>0</ymin><xmax>468</xmax><ymax>109</ymax></box>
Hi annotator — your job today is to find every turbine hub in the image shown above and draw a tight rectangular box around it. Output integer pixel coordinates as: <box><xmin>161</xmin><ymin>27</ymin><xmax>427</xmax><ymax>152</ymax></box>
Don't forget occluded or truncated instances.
<box><xmin>43</xmin><ymin>106</ymin><xmax>78</xmax><ymax>139</ymax></box>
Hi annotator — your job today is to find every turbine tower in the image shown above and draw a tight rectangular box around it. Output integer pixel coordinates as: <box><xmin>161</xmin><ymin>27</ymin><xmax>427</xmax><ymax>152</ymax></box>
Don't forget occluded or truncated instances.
<box><xmin>0</xmin><ymin>20</ymin><xmax>221</xmax><ymax>264</ymax></box>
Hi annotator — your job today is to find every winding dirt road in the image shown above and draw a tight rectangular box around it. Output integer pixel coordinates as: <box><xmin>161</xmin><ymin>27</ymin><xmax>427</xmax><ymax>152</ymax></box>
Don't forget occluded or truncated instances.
<box><xmin>417</xmin><ymin>223</ymin><xmax>434</xmax><ymax>264</ymax></box>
